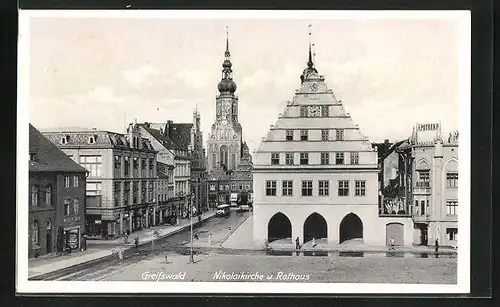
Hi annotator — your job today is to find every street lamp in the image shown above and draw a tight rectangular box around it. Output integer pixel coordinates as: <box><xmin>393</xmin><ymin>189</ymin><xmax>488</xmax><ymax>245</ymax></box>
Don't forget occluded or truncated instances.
<box><xmin>189</xmin><ymin>192</ymin><xmax>195</xmax><ymax>263</ymax></box>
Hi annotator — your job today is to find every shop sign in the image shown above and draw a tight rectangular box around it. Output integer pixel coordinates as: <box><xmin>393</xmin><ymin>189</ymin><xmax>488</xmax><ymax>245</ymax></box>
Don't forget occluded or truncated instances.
<box><xmin>64</xmin><ymin>216</ymin><xmax>81</xmax><ymax>224</ymax></box>
<box><xmin>66</xmin><ymin>228</ymin><xmax>80</xmax><ymax>250</ymax></box>
<box><xmin>416</xmin><ymin>123</ymin><xmax>440</xmax><ymax>132</ymax></box>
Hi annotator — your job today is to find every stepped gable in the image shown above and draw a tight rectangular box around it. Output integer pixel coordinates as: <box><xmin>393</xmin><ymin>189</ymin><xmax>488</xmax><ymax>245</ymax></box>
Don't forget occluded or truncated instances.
<box><xmin>256</xmin><ymin>64</ymin><xmax>373</xmax><ymax>155</ymax></box>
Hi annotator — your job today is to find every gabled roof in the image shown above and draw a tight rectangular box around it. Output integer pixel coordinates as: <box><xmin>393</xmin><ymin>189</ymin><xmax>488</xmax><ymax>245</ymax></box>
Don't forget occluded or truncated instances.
<box><xmin>138</xmin><ymin>123</ymin><xmax>193</xmax><ymax>151</ymax></box>
<box><xmin>169</xmin><ymin>123</ymin><xmax>193</xmax><ymax>150</ymax></box>
<box><xmin>139</xmin><ymin>124</ymin><xmax>179</xmax><ymax>150</ymax></box>
<box><xmin>29</xmin><ymin>124</ymin><xmax>88</xmax><ymax>173</ymax></box>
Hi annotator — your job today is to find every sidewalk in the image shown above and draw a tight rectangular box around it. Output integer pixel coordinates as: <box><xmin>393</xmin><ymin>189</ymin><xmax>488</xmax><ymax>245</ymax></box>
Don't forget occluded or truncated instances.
<box><xmin>88</xmin><ymin>211</ymin><xmax>216</xmax><ymax>247</ymax></box>
<box><xmin>28</xmin><ymin>249</ymin><xmax>114</xmax><ymax>279</ymax></box>
<box><xmin>28</xmin><ymin>211</ymin><xmax>215</xmax><ymax>279</ymax></box>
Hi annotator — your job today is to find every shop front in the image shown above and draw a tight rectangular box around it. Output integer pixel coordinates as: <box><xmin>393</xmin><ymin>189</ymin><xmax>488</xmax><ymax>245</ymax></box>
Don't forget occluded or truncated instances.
<box><xmin>64</xmin><ymin>226</ymin><xmax>81</xmax><ymax>251</ymax></box>
<box><xmin>63</xmin><ymin>214</ymin><xmax>84</xmax><ymax>251</ymax></box>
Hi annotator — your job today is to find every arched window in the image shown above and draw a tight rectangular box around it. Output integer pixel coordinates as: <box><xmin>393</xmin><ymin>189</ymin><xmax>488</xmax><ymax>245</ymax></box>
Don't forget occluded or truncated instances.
<box><xmin>212</xmin><ymin>153</ymin><xmax>217</xmax><ymax>169</ymax></box>
<box><xmin>45</xmin><ymin>185</ymin><xmax>52</xmax><ymax>206</ymax></box>
<box><xmin>231</xmin><ymin>153</ymin><xmax>236</xmax><ymax>170</ymax></box>
<box><xmin>220</xmin><ymin>145</ymin><xmax>228</xmax><ymax>169</ymax></box>
<box><xmin>31</xmin><ymin>220</ymin><xmax>39</xmax><ymax>245</ymax></box>
<box><xmin>31</xmin><ymin>185</ymin><xmax>38</xmax><ymax>206</ymax></box>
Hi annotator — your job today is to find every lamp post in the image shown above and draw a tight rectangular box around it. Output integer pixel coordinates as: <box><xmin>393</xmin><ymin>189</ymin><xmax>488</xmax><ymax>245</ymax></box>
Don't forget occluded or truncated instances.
<box><xmin>189</xmin><ymin>192</ymin><xmax>195</xmax><ymax>263</ymax></box>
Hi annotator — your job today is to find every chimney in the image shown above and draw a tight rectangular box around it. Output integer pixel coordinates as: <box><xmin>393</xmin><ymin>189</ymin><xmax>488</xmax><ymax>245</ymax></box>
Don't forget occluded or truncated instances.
<box><xmin>165</xmin><ymin>120</ymin><xmax>172</xmax><ymax>138</ymax></box>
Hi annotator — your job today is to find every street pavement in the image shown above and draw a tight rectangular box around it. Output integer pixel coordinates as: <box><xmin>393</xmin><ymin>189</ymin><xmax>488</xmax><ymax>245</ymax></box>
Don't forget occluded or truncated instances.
<box><xmin>28</xmin><ymin>211</ymin><xmax>216</xmax><ymax>279</ymax></box>
<box><xmin>38</xmin><ymin>209</ymin><xmax>247</xmax><ymax>280</ymax></box>
<box><xmin>80</xmin><ymin>252</ymin><xmax>457</xmax><ymax>284</ymax></box>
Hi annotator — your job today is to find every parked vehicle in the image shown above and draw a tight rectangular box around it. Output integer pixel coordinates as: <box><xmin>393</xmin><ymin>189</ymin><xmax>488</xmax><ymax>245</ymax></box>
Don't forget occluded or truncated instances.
<box><xmin>216</xmin><ymin>204</ymin><xmax>231</xmax><ymax>217</ymax></box>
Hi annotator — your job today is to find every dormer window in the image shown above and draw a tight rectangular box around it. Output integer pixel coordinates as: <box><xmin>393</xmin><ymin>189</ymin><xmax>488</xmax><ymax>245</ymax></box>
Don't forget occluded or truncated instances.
<box><xmin>88</xmin><ymin>135</ymin><xmax>96</xmax><ymax>144</ymax></box>
<box><xmin>60</xmin><ymin>135</ymin><xmax>69</xmax><ymax>144</ymax></box>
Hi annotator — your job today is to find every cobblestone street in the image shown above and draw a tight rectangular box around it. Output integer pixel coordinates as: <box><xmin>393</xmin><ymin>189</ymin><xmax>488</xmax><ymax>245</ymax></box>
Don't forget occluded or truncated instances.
<box><xmin>92</xmin><ymin>253</ymin><xmax>456</xmax><ymax>284</ymax></box>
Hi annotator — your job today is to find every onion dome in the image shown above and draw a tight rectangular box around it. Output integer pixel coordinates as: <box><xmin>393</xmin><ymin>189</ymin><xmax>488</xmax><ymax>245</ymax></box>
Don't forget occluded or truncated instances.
<box><xmin>218</xmin><ymin>78</ymin><xmax>237</xmax><ymax>93</ymax></box>
<box><xmin>218</xmin><ymin>27</ymin><xmax>237</xmax><ymax>94</ymax></box>
<box><xmin>223</xmin><ymin>59</ymin><xmax>232</xmax><ymax>69</ymax></box>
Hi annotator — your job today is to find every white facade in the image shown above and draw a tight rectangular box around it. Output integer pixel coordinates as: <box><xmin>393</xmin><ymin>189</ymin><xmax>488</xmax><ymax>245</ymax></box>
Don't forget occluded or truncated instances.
<box><xmin>253</xmin><ymin>51</ymin><xmax>412</xmax><ymax>247</ymax></box>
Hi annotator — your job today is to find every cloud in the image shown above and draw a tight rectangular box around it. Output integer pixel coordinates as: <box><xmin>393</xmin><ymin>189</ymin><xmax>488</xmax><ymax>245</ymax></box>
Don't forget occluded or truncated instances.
<box><xmin>123</xmin><ymin>66</ymin><xmax>158</xmax><ymax>86</ymax></box>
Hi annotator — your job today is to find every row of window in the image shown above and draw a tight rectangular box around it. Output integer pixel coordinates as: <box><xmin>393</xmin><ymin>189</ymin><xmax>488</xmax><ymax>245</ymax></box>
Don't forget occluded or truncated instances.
<box><xmin>413</xmin><ymin>200</ymin><xmax>458</xmax><ymax>216</ymax></box>
<box><xmin>271</xmin><ymin>152</ymin><xmax>359</xmax><ymax>165</ymax></box>
<box><xmin>208</xmin><ymin>182</ymin><xmax>252</xmax><ymax>192</ymax></box>
<box><xmin>265</xmin><ymin>180</ymin><xmax>366</xmax><ymax>197</ymax></box>
<box><xmin>158</xmin><ymin>187</ymin><xmax>175</xmax><ymax>202</ymax></box>
<box><xmin>60</xmin><ymin>135</ymin><xmax>97</xmax><ymax>145</ymax></box>
<box><xmin>113</xmin><ymin>156</ymin><xmax>155</xmax><ymax>178</ymax></box>
<box><xmin>63</xmin><ymin>198</ymin><xmax>80</xmax><ymax>216</ymax></box>
<box><xmin>285</xmin><ymin>129</ymin><xmax>344</xmax><ymax>141</ymax></box>
<box><xmin>416</xmin><ymin>171</ymin><xmax>458</xmax><ymax>188</ymax></box>
<box><xmin>31</xmin><ymin>185</ymin><xmax>52</xmax><ymax>206</ymax></box>
<box><xmin>64</xmin><ymin>175</ymin><xmax>80</xmax><ymax>188</ymax></box>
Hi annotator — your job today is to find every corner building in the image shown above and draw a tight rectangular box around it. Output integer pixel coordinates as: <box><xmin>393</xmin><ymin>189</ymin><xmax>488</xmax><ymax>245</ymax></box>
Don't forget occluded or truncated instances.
<box><xmin>252</xmin><ymin>49</ymin><xmax>412</xmax><ymax>247</ymax></box>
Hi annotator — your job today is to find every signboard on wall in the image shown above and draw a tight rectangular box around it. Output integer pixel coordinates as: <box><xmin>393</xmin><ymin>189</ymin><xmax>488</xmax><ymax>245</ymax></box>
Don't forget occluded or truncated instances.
<box><xmin>416</xmin><ymin>123</ymin><xmax>440</xmax><ymax>132</ymax></box>
<box><xmin>65</xmin><ymin>228</ymin><xmax>80</xmax><ymax>250</ymax></box>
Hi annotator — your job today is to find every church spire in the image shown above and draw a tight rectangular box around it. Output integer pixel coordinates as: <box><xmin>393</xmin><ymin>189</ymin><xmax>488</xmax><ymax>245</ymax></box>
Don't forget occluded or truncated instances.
<box><xmin>218</xmin><ymin>26</ymin><xmax>237</xmax><ymax>94</ymax></box>
<box><xmin>308</xmin><ymin>24</ymin><xmax>314</xmax><ymax>68</ymax></box>
<box><xmin>300</xmin><ymin>24</ymin><xmax>318</xmax><ymax>83</ymax></box>
<box><xmin>225</xmin><ymin>26</ymin><xmax>230</xmax><ymax>57</ymax></box>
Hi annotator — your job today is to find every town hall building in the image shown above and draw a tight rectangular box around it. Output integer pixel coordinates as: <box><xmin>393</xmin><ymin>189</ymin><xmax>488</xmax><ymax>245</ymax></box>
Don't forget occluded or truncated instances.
<box><xmin>252</xmin><ymin>37</ymin><xmax>412</xmax><ymax>248</ymax></box>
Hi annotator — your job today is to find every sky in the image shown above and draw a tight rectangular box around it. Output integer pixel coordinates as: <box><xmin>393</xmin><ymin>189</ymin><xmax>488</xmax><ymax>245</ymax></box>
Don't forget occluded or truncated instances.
<box><xmin>27</xmin><ymin>13</ymin><xmax>467</xmax><ymax>153</ymax></box>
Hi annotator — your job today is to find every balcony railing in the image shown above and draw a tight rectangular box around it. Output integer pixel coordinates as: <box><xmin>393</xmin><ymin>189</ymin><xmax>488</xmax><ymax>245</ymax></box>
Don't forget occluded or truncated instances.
<box><xmin>415</xmin><ymin>182</ymin><xmax>430</xmax><ymax>188</ymax></box>
<box><xmin>412</xmin><ymin>214</ymin><xmax>431</xmax><ymax>223</ymax></box>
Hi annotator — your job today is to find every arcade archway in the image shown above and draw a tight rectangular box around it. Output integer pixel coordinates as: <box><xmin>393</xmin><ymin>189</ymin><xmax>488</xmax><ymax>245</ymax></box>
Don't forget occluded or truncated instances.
<box><xmin>339</xmin><ymin>213</ymin><xmax>363</xmax><ymax>243</ymax></box>
<box><xmin>267</xmin><ymin>212</ymin><xmax>292</xmax><ymax>243</ymax></box>
<box><xmin>303</xmin><ymin>213</ymin><xmax>327</xmax><ymax>243</ymax></box>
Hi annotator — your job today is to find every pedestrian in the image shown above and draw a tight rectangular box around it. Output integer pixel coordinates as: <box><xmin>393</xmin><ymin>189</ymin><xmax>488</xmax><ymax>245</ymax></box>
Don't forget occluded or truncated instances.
<box><xmin>295</xmin><ymin>237</ymin><xmax>301</xmax><ymax>250</ymax></box>
<box><xmin>134</xmin><ymin>237</ymin><xmax>139</xmax><ymax>248</ymax></box>
<box><xmin>435</xmin><ymin>238</ymin><xmax>439</xmax><ymax>254</ymax></box>
<box><xmin>312</xmin><ymin>237</ymin><xmax>316</xmax><ymax>248</ymax></box>
<box><xmin>81</xmin><ymin>234</ymin><xmax>87</xmax><ymax>251</ymax></box>
<box><xmin>389</xmin><ymin>237</ymin><xmax>395</xmax><ymax>250</ymax></box>
<box><xmin>118</xmin><ymin>248</ymin><xmax>123</xmax><ymax>260</ymax></box>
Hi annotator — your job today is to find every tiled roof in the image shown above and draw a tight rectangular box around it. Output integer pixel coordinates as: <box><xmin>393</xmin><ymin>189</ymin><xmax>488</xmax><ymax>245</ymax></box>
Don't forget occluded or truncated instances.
<box><xmin>169</xmin><ymin>123</ymin><xmax>193</xmax><ymax>150</ymax></box>
<box><xmin>138</xmin><ymin>123</ymin><xmax>194</xmax><ymax>160</ymax></box>
<box><xmin>29</xmin><ymin>124</ymin><xmax>88</xmax><ymax>173</ymax></box>
<box><xmin>42</xmin><ymin>129</ymin><xmax>155</xmax><ymax>151</ymax></box>
<box><xmin>140</xmin><ymin>124</ymin><xmax>180</xmax><ymax>150</ymax></box>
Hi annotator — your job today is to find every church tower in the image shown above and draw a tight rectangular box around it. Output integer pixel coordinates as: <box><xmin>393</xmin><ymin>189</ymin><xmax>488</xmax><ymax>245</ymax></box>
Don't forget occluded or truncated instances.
<box><xmin>207</xmin><ymin>28</ymin><xmax>243</xmax><ymax>173</ymax></box>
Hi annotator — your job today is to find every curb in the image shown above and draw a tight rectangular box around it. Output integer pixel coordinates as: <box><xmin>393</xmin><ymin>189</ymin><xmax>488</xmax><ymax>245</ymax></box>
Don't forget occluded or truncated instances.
<box><xmin>219</xmin><ymin>212</ymin><xmax>252</xmax><ymax>248</ymax></box>
<box><xmin>29</xmin><ymin>252</ymin><xmax>115</xmax><ymax>280</ymax></box>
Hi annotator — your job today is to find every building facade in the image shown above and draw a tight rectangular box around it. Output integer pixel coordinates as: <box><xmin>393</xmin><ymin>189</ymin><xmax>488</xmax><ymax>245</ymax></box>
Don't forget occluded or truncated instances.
<box><xmin>408</xmin><ymin>124</ymin><xmax>459</xmax><ymax>247</ymax></box>
<box><xmin>206</xmin><ymin>31</ymin><xmax>253</xmax><ymax>206</ymax></box>
<box><xmin>252</xmin><ymin>43</ymin><xmax>412</xmax><ymax>247</ymax></box>
<box><xmin>43</xmin><ymin>124</ymin><xmax>158</xmax><ymax>238</ymax></box>
<box><xmin>29</xmin><ymin>124</ymin><xmax>87</xmax><ymax>258</ymax></box>
<box><xmin>139</xmin><ymin>115</ymin><xmax>206</xmax><ymax>218</ymax></box>
<box><xmin>189</xmin><ymin>110</ymin><xmax>208</xmax><ymax>213</ymax></box>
